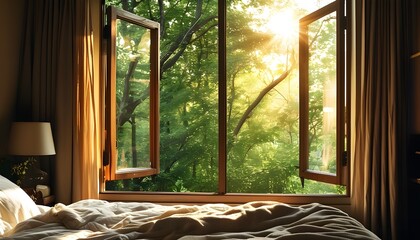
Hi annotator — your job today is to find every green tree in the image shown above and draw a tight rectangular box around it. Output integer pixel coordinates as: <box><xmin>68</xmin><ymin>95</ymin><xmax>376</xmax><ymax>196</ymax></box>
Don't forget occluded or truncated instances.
<box><xmin>105</xmin><ymin>0</ymin><xmax>343</xmax><ymax>195</ymax></box>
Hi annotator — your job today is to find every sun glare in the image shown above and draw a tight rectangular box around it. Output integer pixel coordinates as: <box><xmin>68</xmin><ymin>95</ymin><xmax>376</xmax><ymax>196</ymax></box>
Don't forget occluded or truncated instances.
<box><xmin>265</xmin><ymin>10</ymin><xmax>298</xmax><ymax>41</ymax></box>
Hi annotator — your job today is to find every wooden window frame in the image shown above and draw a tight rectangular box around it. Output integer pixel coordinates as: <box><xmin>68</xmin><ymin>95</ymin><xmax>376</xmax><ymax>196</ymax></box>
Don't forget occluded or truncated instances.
<box><xmin>299</xmin><ymin>0</ymin><xmax>348</xmax><ymax>186</ymax></box>
<box><xmin>104</xmin><ymin>6</ymin><xmax>160</xmax><ymax>181</ymax></box>
<box><xmin>101</xmin><ymin>0</ymin><xmax>351</xmax><ymax>203</ymax></box>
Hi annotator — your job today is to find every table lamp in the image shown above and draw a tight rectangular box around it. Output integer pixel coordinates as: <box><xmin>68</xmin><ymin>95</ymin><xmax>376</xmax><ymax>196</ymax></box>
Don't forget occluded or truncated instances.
<box><xmin>8</xmin><ymin>122</ymin><xmax>56</xmax><ymax>188</ymax></box>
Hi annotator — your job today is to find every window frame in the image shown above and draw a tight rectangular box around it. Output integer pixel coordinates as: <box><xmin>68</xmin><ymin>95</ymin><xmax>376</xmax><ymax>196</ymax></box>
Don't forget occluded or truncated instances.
<box><xmin>104</xmin><ymin>6</ymin><xmax>160</xmax><ymax>181</ymax></box>
<box><xmin>299</xmin><ymin>0</ymin><xmax>348</xmax><ymax>186</ymax></box>
<box><xmin>101</xmin><ymin>0</ymin><xmax>352</xmax><ymax>204</ymax></box>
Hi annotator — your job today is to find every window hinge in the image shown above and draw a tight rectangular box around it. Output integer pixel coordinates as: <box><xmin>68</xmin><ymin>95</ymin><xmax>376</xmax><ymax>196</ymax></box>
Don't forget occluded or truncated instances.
<box><xmin>343</xmin><ymin>16</ymin><xmax>348</xmax><ymax>30</ymax></box>
<box><xmin>103</xmin><ymin>25</ymin><xmax>110</xmax><ymax>39</ymax></box>
<box><xmin>342</xmin><ymin>151</ymin><xmax>348</xmax><ymax>166</ymax></box>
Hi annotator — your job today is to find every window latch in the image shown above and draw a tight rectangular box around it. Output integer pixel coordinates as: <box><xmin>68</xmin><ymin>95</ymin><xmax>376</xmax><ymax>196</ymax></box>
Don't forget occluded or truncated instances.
<box><xmin>342</xmin><ymin>151</ymin><xmax>348</xmax><ymax>166</ymax></box>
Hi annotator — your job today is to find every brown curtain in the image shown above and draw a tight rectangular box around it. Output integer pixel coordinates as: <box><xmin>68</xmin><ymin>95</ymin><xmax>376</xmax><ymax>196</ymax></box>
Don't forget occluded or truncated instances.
<box><xmin>16</xmin><ymin>0</ymin><xmax>100</xmax><ymax>204</ymax></box>
<box><xmin>351</xmin><ymin>0</ymin><xmax>409</xmax><ymax>239</ymax></box>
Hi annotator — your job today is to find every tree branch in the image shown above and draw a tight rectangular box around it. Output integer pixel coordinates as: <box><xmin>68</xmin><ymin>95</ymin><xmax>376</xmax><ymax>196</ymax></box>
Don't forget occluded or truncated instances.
<box><xmin>158</xmin><ymin>0</ymin><xmax>165</xmax><ymax>36</ymax></box>
<box><xmin>233</xmin><ymin>55</ymin><xmax>296</xmax><ymax>138</ymax></box>
<box><xmin>118</xmin><ymin>86</ymin><xmax>149</xmax><ymax>126</ymax></box>
<box><xmin>160</xmin><ymin>0</ymin><xmax>216</xmax><ymax>72</ymax></box>
<box><xmin>308</xmin><ymin>16</ymin><xmax>335</xmax><ymax>50</ymax></box>
<box><xmin>161</xmin><ymin>16</ymin><xmax>217</xmax><ymax>73</ymax></box>
<box><xmin>189</xmin><ymin>22</ymin><xmax>218</xmax><ymax>45</ymax></box>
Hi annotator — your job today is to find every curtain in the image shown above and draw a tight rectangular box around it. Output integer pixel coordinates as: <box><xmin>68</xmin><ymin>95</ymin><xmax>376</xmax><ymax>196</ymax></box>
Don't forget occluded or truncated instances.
<box><xmin>351</xmin><ymin>0</ymin><xmax>409</xmax><ymax>239</ymax></box>
<box><xmin>72</xmin><ymin>0</ymin><xmax>100</xmax><ymax>201</ymax></box>
<box><xmin>16</xmin><ymin>0</ymin><xmax>100</xmax><ymax>204</ymax></box>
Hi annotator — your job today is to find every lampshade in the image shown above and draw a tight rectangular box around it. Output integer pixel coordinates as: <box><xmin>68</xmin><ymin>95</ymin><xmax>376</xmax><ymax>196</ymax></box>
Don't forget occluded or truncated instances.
<box><xmin>9</xmin><ymin>122</ymin><xmax>56</xmax><ymax>156</ymax></box>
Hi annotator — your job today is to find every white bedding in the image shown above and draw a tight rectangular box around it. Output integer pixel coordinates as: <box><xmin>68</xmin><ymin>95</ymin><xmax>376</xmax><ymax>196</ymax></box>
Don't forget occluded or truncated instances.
<box><xmin>3</xmin><ymin>199</ymin><xmax>379</xmax><ymax>240</ymax></box>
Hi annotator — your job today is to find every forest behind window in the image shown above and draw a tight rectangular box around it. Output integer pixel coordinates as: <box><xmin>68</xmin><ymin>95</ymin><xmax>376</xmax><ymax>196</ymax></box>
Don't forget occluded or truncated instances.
<box><xmin>104</xmin><ymin>0</ymin><xmax>346</xmax><ymax>195</ymax></box>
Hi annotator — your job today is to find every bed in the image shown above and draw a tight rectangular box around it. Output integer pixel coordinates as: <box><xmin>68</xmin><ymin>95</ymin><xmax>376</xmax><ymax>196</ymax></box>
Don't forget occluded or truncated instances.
<box><xmin>0</xmin><ymin>175</ymin><xmax>379</xmax><ymax>240</ymax></box>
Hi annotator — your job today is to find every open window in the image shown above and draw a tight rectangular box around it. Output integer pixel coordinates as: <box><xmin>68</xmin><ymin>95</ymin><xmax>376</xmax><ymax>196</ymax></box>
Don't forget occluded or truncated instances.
<box><xmin>104</xmin><ymin>6</ymin><xmax>160</xmax><ymax>181</ymax></box>
<box><xmin>101</xmin><ymin>0</ymin><xmax>350</xmax><ymax>199</ymax></box>
<box><xmin>299</xmin><ymin>0</ymin><xmax>347</xmax><ymax>186</ymax></box>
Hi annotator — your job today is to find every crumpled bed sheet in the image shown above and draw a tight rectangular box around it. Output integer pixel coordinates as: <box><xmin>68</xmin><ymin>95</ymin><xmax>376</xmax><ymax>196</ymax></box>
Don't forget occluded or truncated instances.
<box><xmin>4</xmin><ymin>199</ymin><xmax>379</xmax><ymax>240</ymax></box>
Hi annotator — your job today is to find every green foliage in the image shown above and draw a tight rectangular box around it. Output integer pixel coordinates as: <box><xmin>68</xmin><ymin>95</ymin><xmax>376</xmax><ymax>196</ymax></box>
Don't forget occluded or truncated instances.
<box><xmin>307</xmin><ymin>12</ymin><xmax>338</xmax><ymax>173</ymax></box>
<box><xmin>11</xmin><ymin>158</ymin><xmax>37</xmax><ymax>186</ymax></box>
<box><xmin>106</xmin><ymin>0</ymin><xmax>345</xmax><ymax>195</ymax></box>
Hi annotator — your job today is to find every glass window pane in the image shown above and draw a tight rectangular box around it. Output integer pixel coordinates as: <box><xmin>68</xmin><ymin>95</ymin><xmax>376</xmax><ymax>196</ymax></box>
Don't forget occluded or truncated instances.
<box><xmin>106</xmin><ymin>1</ymin><xmax>219</xmax><ymax>193</ymax></box>
<box><xmin>115</xmin><ymin>19</ymin><xmax>151</xmax><ymax>173</ymax></box>
<box><xmin>226</xmin><ymin>0</ymin><xmax>341</xmax><ymax>194</ymax></box>
<box><xmin>307</xmin><ymin>12</ymin><xmax>337</xmax><ymax>175</ymax></box>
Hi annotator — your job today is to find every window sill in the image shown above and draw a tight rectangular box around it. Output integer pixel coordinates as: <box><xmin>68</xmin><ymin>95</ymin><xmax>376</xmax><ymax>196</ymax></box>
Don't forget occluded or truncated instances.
<box><xmin>99</xmin><ymin>192</ymin><xmax>350</xmax><ymax>205</ymax></box>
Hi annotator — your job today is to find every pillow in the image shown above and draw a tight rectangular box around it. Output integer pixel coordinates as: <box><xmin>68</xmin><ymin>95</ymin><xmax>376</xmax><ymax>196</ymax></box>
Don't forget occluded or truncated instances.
<box><xmin>0</xmin><ymin>175</ymin><xmax>40</xmax><ymax>235</ymax></box>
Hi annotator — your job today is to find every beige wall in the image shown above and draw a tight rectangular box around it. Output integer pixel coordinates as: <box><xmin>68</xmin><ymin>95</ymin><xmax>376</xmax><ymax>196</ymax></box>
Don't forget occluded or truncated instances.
<box><xmin>0</xmin><ymin>1</ymin><xmax>25</xmax><ymax>155</ymax></box>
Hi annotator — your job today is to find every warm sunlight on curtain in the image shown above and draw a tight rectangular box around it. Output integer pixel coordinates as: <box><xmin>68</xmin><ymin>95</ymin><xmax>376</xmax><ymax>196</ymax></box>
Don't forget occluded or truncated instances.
<box><xmin>72</xmin><ymin>0</ymin><xmax>101</xmax><ymax>201</ymax></box>
<box><xmin>72</xmin><ymin>0</ymin><xmax>100</xmax><ymax>201</ymax></box>
<box><xmin>351</xmin><ymin>0</ymin><xmax>409</xmax><ymax>239</ymax></box>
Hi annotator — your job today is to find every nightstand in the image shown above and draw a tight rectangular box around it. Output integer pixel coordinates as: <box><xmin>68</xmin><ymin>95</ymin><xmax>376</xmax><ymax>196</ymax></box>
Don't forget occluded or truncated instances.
<box><xmin>23</xmin><ymin>188</ymin><xmax>55</xmax><ymax>206</ymax></box>
<box><xmin>42</xmin><ymin>195</ymin><xmax>55</xmax><ymax>206</ymax></box>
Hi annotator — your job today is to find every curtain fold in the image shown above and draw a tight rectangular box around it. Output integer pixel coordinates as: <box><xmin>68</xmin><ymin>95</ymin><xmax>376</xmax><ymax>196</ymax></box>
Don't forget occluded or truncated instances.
<box><xmin>16</xmin><ymin>0</ymin><xmax>100</xmax><ymax>204</ymax></box>
<box><xmin>351</xmin><ymin>0</ymin><xmax>409</xmax><ymax>239</ymax></box>
<box><xmin>72</xmin><ymin>0</ymin><xmax>100</xmax><ymax>201</ymax></box>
